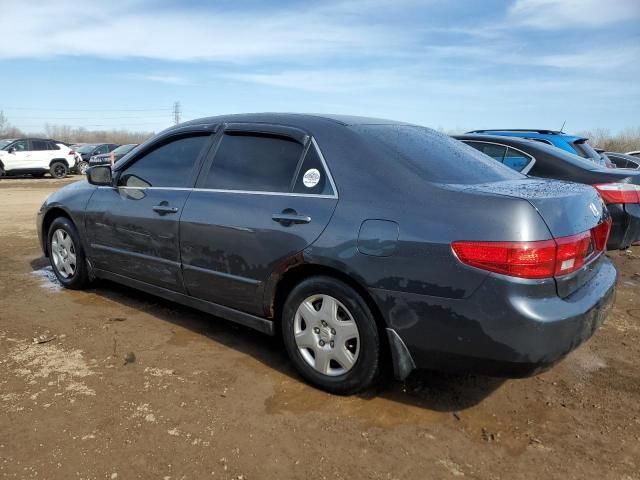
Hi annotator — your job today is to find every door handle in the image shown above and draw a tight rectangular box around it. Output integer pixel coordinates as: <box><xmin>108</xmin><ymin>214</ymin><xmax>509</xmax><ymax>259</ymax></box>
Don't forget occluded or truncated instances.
<box><xmin>272</xmin><ymin>213</ymin><xmax>311</xmax><ymax>225</ymax></box>
<box><xmin>153</xmin><ymin>204</ymin><xmax>179</xmax><ymax>215</ymax></box>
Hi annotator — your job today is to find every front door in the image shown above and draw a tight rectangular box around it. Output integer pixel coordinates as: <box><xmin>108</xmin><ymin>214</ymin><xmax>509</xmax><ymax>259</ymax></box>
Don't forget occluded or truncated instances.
<box><xmin>3</xmin><ymin>140</ymin><xmax>31</xmax><ymax>171</ymax></box>
<box><xmin>180</xmin><ymin>126</ymin><xmax>338</xmax><ymax>315</ymax></box>
<box><xmin>85</xmin><ymin>133</ymin><xmax>212</xmax><ymax>292</ymax></box>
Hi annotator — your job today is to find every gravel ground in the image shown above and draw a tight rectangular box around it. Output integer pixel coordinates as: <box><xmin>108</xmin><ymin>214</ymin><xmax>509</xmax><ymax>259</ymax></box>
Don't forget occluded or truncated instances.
<box><xmin>1</xmin><ymin>177</ymin><xmax>639</xmax><ymax>480</ymax></box>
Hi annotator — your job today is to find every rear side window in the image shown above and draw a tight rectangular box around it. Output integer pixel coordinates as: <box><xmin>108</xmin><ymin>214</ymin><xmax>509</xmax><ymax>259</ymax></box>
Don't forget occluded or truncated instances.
<box><xmin>292</xmin><ymin>143</ymin><xmax>334</xmax><ymax>195</ymax></box>
<box><xmin>31</xmin><ymin>140</ymin><xmax>49</xmax><ymax>151</ymax></box>
<box><xmin>504</xmin><ymin>148</ymin><xmax>531</xmax><ymax>171</ymax></box>
<box><xmin>47</xmin><ymin>141</ymin><xmax>60</xmax><ymax>150</ymax></box>
<box><xmin>204</xmin><ymin>133</ymin><xmax>303</xmax><ymax>192</ymax></box>
<box><xmin>477</xmin><ymin>143</ymin><xmax>507</xmax><ymax>162</ymax></box>
<box><xmin>118</xmin><ymin>135</ymin><xmax>209</xmax><ymax>188</ymax></box>
<box><xmin>354</xmin><ymin>126</ymin><xmax>522</xmax><ymax>184</ymax></box>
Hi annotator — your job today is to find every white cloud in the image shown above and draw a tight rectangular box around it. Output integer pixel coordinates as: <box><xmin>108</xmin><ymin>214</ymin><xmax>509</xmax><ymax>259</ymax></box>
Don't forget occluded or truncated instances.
<box><xmin>0</xmin><ymin>0</ymin><xmax>414</xmax><ymax>61</ymax></box>
<box><xmin>126</xmin><ymin>74</ymin><xmax>191</xmax><ymax>85</ymax></box>
<box><xmin>509</xmin><ymin>0</ymin><xmax>640</xmax><ymax>29</ymax></box>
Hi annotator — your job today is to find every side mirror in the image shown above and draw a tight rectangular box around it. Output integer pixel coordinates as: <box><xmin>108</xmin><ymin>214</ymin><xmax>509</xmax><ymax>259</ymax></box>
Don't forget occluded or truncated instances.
<box><xmin>87</xmin><ymin>165</ymin><xmax>113</xmax><ymax>185</ymax></box>
<box><xmin>8</xmin><ymin>147</ymin><xmax>16</xmax><ymax>154</ymax></box>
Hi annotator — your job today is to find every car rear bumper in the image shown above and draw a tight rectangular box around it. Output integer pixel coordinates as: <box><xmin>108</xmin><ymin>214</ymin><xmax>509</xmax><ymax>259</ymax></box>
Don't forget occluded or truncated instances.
<box><xmin>371</xmin><ymin>255</ymin><xmax>616</xmax><ymax>378</ymax></box>
<box><xmin>607</xmin><ymin>203</ymin><xmax>640</xmax><ymax>250</ymax></box>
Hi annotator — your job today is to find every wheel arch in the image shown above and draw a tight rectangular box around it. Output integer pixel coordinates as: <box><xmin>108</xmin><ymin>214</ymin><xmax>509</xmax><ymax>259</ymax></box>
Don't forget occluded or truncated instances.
<box><xmin>49</xmin><ymin>158</ymin><xmax>69</xmax><ymax>167</ymax></box>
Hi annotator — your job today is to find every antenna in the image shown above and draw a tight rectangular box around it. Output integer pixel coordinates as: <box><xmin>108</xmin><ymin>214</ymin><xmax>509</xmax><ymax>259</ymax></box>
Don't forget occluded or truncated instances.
<box><xmin>173</xmin><ymin>101</ymin><xmax>181</xmax><ymax>125</ymax></box>
<box><xmin>560</xmin><ymin>120</ymin><xmax>566</xmax><ymax>132</ymax></box>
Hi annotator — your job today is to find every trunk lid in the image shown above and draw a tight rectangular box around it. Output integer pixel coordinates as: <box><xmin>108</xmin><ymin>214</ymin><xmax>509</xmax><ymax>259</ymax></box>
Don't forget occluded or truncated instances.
<box><xmin>463</xmin><ymin>179</ymin><xmax>609</xmax><ymax>297</ymax></box>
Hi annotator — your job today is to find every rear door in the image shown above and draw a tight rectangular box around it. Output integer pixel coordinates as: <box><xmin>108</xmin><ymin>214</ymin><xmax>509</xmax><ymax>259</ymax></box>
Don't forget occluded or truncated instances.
<box><xmin>180</xmin><ymin>124</ymin><xmax>338</xmax><ymax>315</ymax></box>
<box><xmin>29</xmin><ymin>140</ymin><xmax>52</xmax><ymax>168</ymax></box>
<box><xmin>85</xmin><ymin>132</ymin><xmax>213</xmax><ymax>292</ymax></box>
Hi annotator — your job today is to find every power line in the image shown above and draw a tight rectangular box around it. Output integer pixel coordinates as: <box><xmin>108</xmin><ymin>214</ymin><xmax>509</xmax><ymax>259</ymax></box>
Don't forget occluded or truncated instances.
<box><xmin>8</xmin><ymin>115</ymin><xmax>174</xmax><ymax>120</ymax></box>
<box><xmin>2</xmin><ymin>107</ymin><xmax>173</xmax><ymax>112</ymax></box>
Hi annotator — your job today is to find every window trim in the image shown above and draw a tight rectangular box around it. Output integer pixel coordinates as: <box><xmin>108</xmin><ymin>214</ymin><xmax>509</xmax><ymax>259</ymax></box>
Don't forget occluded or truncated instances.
<box><xmin>462</xmin><ymin>140</ymin><xmax>536</xmax><ymax>174</ymax></box>
<box><xmin>196</xmin><ymin>127</ymin><xmax>338</xmax><ymax>199</ymax></box>
<box><xmin>115</xmin><ymin>132</ymin><xmax>215</xmax><ymax>189</ymax></box>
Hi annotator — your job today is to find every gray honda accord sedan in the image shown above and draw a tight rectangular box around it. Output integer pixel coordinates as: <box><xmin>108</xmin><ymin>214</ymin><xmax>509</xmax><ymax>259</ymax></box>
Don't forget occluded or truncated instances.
<box><xmin>37</xmin><ymin>113</ymin><xmax>616</xmax><ymax>394</ymax></box>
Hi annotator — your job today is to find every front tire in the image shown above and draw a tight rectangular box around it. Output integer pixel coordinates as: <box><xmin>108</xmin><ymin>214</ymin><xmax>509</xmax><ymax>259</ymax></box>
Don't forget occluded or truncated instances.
<box><xmin>48</xmin><ymin>217</ymin><xmax>90</xmax><ymax>289</ymax></box>
<box><xmin>78</xmin><ymin>161</ymin><xmax>89</xmax><ymax>175</ymax></box>
<box><xmin>50</xmin><ymin>161</ymin><xmax>68</xmax><ymax>179</ymax></box>
<box><xmin>281</xmin><ymin>276</ymin><xmax>380</xmax><ymax>394</ymax></box>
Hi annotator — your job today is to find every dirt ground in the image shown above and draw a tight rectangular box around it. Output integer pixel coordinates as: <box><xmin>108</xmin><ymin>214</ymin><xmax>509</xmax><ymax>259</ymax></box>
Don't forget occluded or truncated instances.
<box><xmin>0</xmin><ymin>177</ymin><xmax>639</xmax><ymax>480</ymax></box>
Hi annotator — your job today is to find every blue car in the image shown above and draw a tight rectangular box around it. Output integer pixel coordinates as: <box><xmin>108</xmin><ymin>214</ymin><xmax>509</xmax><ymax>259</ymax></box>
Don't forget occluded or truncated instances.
<box><xmin>467</xmin><ymin>129</ymin><xmax>613</xmax><ymax>168</ymax></box>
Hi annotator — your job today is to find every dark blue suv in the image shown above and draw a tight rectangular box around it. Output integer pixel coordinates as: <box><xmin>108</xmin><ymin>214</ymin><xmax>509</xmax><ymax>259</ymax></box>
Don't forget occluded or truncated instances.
<box><xmin>467</xmin><ymin>129</ymin><xmax>612</xmax><ymax>167</ymax></box>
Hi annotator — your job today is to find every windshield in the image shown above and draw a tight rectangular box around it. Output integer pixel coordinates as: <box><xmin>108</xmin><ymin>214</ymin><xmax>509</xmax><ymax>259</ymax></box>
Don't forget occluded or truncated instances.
<box><xmin>352</xmin><ymin>125</ymin><xmax>523</xmax><ymax>184</ymax></box>
<box><xmin>0</xmin><ymin>139</ymin><xmax>16</xmax><ymax>150</ymax></box>
<box><xmin>112</xmin><ymin>144</ymin><xmax>138</xmax><ymax>155</ymax></box>
<box><xmin>75</xmin><ymin>144</ymin><xmax>99</xmax><ymax>153</ymax></box>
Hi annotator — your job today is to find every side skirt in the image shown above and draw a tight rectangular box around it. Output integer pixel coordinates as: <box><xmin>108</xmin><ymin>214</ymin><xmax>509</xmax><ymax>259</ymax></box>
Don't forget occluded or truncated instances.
<box><xmin>94</xmin><ymin>268</ymin><xmax>275</xmax><ymax>335</ymax></box>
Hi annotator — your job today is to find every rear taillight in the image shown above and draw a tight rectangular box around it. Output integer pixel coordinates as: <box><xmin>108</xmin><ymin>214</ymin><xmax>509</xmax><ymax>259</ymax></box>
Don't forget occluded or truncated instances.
<box><xmin>593</xmin><ymin>183</ymin><xmax>640</xmax><ymax>204</ymax></box>
<box><xmin>452</xmin><ymin>218</ymin><xmax>611</xmax><ymax>279</ymax></box>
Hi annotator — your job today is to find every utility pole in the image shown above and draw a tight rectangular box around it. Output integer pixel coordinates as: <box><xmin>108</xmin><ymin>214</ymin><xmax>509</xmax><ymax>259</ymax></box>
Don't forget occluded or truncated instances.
<box><xmin>173</xmin><ymin>101</ymin><xmax>181</xmax><ymax>125</ymax></box>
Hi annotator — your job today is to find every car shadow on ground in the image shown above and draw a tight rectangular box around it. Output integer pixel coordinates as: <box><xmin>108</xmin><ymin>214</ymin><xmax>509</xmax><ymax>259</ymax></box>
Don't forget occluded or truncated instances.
<box><xmin>30</xmin><ymin>257</ymin><xmax>505</xmax><ymax>412</ymax></box>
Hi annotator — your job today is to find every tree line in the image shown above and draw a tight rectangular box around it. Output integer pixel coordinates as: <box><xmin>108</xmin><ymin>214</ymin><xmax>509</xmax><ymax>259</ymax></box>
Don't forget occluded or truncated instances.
<box><xmin>0</xmin><ymin>111</ymin><xmax>154</xmax><ymax>144</ymax></box>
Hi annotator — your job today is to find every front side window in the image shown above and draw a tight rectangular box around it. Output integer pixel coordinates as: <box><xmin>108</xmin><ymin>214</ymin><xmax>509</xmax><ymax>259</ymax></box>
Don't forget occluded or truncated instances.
<box><xmin>204</xmin><ymin>133</ymin><xmax>303</xmax><ymax>192</ymax></box>
<box><xmin>118</xmin><ymin>135</ymin><xmax>209</xmax><ymax>188</ymax></box>
<box><xmin>11</xmin><ymin>140</ymin><xmax>28</xmax><ymax>152</ymax></box>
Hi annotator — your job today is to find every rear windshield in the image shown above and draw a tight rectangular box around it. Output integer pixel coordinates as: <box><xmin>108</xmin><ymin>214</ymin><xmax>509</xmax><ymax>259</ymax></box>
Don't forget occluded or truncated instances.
<box><xmin>572</xmin><ymin>139</ymin><xmax>602</xmax><ymax>161</ymax></box>
<box><xmin>352</xmin><ymin>125</ymin><xmax>523</xmax><ymax>184</ymax></box>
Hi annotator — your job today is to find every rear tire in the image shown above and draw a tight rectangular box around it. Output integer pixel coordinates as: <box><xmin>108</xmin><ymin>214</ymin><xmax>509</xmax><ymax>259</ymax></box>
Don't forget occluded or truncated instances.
<box><xmin>48</xmin><ymin>217</ymin><xmax>90</xmax><ymax>290</ymax></box>
<box><xmin>50</xmin><ymin>161</ymin><xmax>68</xmax><ymax>179</ymax></box>
<box><xmin>281</xmin><ymin>276</ymin><xmax>380</xmax><ymax>394</ymax></box>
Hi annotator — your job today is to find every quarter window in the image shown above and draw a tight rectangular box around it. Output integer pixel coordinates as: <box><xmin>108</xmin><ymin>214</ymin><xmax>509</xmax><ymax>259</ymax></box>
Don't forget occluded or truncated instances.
<box><xmin>293</xmin><ymin>143</ymin><xmax>334</xmax><ymax>195</ymax></box>
<box><xmin>118</xmin><ymin>135</ymin><xmax>209</xmax><ymax>188</ymax></box>
<box><xmin>204</xmin><ymin>133</ymin><xmax>303</xmax><ymax>192</ymax></box>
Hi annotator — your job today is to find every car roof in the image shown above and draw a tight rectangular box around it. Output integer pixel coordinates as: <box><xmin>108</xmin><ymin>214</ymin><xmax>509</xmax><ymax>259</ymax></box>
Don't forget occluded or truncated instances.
<box><xmin>9</xmin><ymin>137</ymin><xmax>61</xmax><ymax>142</ymax></box>
<box><xmin>466</xmin><ymin>129</ymin><xmax>584</xmax><ymax>142</ymax></box>
<box><xmin>468</xmin><ymin>128</ymin><xmax>565</xmax><ymax>135</ymax></box>
<box><xmin>177</xmin><ymin>112</ymin><xmax>407</xmax><ymax>130</ymax></box>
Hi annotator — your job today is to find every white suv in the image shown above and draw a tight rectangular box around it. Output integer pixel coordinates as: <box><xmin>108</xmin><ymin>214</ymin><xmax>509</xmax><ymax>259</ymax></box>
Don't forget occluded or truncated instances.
<box><xmin>0</xmin><ymin>138</ymin><xmax>79</xmax><ymax>178</ymax></box>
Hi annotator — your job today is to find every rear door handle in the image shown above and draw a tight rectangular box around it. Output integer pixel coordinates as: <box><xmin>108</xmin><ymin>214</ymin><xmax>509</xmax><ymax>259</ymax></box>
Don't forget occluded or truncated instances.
<box><xmin>153</xmin><ymin>205</ymin><xmax>179</xmax><ymax>215</ymax></box>
<box><xmin>272</xmin><ymin>213</ymin><xmax>311</xmax><ymax>225</ymax></box>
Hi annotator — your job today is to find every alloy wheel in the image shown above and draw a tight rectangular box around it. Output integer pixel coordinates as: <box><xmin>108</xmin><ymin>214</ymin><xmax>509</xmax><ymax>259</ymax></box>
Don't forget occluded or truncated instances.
<box><xmin>50</xmin><ymin>229</ymin><xmax>77</xmax><ymax>278</ymax></box>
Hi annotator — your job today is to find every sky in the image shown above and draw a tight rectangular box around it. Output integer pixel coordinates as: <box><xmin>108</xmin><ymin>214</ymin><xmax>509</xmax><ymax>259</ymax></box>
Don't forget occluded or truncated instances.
<box><xmin>0</xmin><ymin>0</ymin><xmax>639</xmax><ymax>134</ymax></box>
